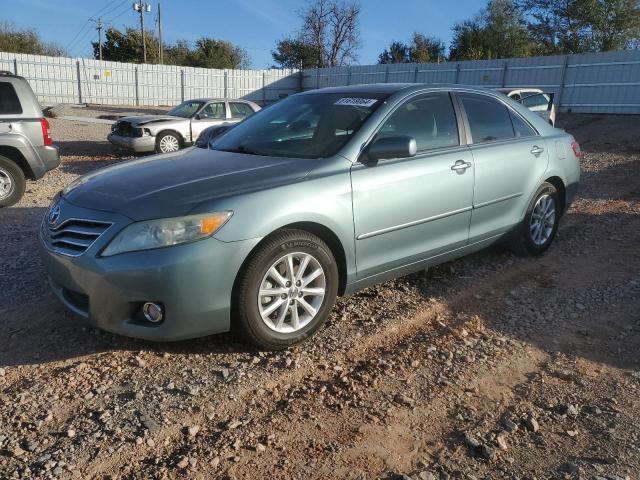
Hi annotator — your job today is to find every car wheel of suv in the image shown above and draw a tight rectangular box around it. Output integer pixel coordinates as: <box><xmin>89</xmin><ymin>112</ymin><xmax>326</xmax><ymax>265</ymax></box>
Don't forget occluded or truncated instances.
<box><xmin>511</xmin><ymin>182</ymin><xmax>560</xmax><ymax>256</ymax></box>
<box><xmin>0</xmin><ymin>156</ymin><xmax>26</xmax><ymax>208</ymax></box>
<box><xmin>156</xmin><ymin>131</ymin><xmax>181</xmax><ymax>153</ymax></box>
<box><xmin>235</xmin><ymin>229</ymin><xmax>339</xmax><ymax>350</ymax></box>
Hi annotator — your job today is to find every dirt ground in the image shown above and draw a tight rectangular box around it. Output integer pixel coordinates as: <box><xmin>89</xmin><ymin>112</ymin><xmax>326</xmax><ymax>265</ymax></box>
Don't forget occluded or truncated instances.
<box><xmin>0</xmin><ymin>111</ymin><xmax>639</xmax><ymax>480</ymax></box>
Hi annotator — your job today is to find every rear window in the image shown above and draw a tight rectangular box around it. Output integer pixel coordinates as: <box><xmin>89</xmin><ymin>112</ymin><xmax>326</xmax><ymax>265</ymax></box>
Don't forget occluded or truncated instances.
<box><xmin>230</xmin><ymin>102</ymin><xmax>255</xmax><ymax>118</ymax></box>
<box><xmin>459</xmin><ymin>93</ymin><xmax>513</xmax><ymax>143</ymax></box>
<box><xmin>0</xmin><ymin>82</ymin><xmax>22</xmax><ymax>115</ymax></box>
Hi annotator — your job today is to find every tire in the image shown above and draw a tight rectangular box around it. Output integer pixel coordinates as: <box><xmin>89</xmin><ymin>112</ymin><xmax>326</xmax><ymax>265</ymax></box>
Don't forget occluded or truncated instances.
<box><xmin>0</xmin><ymin>155</ymin><xmax>26</xmax><ymax>208</ymax></box>
<box><xmin>155</xmin><ymin>131</ymin><xmax>181</xmax><ymax>154</ymax></box>
<box><xmin>511</xmin><ymin>182</ymin><xmax>560</xmax><ymax>256</ymax></box>
<box><xmin>235</xmin><ymin>229</ymin><xmax>339</xmax><ymax>350</ymax></box>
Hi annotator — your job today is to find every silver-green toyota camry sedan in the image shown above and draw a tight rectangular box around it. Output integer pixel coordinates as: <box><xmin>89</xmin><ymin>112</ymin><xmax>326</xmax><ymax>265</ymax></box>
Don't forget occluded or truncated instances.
<box><xmin>39</xmin><ymin>84</ymin><xmax>581</xmax><ymax>349</ymax></box>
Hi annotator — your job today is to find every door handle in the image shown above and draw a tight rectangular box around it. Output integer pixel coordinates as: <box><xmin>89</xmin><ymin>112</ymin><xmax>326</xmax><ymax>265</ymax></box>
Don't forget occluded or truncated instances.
<box><xmin>530</xmin><ymin>145</ymin><xmax>545</xmax><ymax>156</ymax></box>
<box><xmin>451</xmin><ymin>160</ymin><xmax>472</xmax><ymax>174</ymax></box>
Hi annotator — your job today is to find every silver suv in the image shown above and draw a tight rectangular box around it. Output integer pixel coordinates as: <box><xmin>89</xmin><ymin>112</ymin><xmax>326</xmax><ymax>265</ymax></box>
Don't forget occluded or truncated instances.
<box><xmin>0</xmin><ymin>72</ymin><xmax>60</xmax><ymax>207</ymax></box>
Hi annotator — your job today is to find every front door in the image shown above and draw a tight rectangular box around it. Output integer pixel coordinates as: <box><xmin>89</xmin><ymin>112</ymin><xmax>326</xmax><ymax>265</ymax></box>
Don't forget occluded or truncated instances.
<box><xmin>190</xmin><ymin>101</ymin><xmax>227</xmax><ymax>141</ymax></box>
<box><xmin>351</xmin><ymin>92</ymin><xmax>475</xmax><ymax>280</ymax></box>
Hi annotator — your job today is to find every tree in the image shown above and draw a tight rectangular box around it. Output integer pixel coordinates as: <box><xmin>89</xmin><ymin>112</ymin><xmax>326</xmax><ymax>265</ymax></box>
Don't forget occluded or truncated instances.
<box><xmin>93</xmin><ymin>28</ymin><xmax>250</xmax><ymax>68</ymax></box>
<box><xmin>521</xmin><ymin>0</ymin><xmax>640</xmax><ymax>53</ymax></box>
<box><xmin>378</xmin><ymin>33</ymin><xmax>446</xmax><ymax>64</ymax></box>
<box><xmin>449</xmin><ymin>0</ymin><xmax>535</xmax><ymax>60</ymax></box>
<box><xmin>272</xmin><ymin>36</ymin><xmax>322</xmax><ymax>68</ymax></box>
<box><xmin>272</xmin><ymin>0</ymin><xmax>361</xmax><ymax>68</ymax></box>
<box><xmin>0</xmin><ymin>21</ymin><xmax>64</xmax><ymax>56</ymax></box>
<box><xmin>190</xmin><ymin>38</ymin><xmax>250</xmax><ymax>69</ymax></box>
<box><xmin>378</xmin><ymin>41</ymin><xmax>409</xmax><ymax>64</ymax></box>
<box><xmin>409</xmin><ymin>33</ymin><xmax>446</xmax><ymax>63</ymax></box>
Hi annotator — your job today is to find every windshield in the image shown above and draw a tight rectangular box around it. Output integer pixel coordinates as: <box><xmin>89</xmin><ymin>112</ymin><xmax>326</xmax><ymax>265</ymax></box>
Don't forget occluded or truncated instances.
<box><xmin>212</xmin><ymin>92</ymin><xmax>388</xmax><ymax>159</ymax></box>
<box><xmin>168</xmin><ymin>100</ymin><xmax>205</xmax><ymax>118</ymax></box>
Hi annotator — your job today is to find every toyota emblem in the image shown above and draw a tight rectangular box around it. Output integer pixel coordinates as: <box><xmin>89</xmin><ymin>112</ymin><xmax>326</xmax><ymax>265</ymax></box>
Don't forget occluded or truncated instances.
<box><xmin>48</xmin><ymin>204</ymin><xmax>61</xmax><ymax>226</ymax></box>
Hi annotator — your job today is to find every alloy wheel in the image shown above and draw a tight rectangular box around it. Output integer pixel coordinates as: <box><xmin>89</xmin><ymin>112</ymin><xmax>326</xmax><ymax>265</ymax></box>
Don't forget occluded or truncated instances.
<box><xmin>530</xmin><ymin>194</ymin><xmax>556</xmax><ymax>246</ymax></box>
<box><xmin>159</xmin><ymin>135</ymin><xmax>180</xmax><ymax>153</ymax></box>
<box><xmin>258</xmin><ymin>252</ymin><xmax>326</xmax><ymax>333</ymax></box>
<box><xmin>0</xmin><ymin>168</ymin><xmax>13</xmax><ymax>200</ymax></box>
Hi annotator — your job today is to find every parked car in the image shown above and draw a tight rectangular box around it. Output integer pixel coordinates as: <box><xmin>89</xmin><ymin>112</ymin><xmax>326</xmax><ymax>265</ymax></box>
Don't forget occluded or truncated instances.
<box><xmin>194</xmin><ymin>124</ymin><xmax>236</xmax><ymax>149</ymax></box>
<box><xmin>0</xmin><ymin>71</ymin><xmax>60</xmax><ymax>207</ymax></box>
<box><xmin>108</xmin><ymin>98</ymin><xmax>260</xmax><ymax>154</ymax></box>
<box><xmin>40</xmin><ymin>84</ymin><xmax>581</xmax><ymax>350</ymax></box>
<box><xmin>497</xmin><ymin>88</ymin><xmax>556</xmax><ymax>125</ymax></box>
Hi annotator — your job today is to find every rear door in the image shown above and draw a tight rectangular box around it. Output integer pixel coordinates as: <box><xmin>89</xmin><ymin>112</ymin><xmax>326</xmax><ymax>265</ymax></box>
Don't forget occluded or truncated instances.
<box><xmin>351</xmin><ymin>91</ymin><xmax>475</xmax><ymax>279</ymax></box>
<box><xmin>457</xmin><ymin>92</ymin><xmax>549</xmax><ymax>242</ymax></box>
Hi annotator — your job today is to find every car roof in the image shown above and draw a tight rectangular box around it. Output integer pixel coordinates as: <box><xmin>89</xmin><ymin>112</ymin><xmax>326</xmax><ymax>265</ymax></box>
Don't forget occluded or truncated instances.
<box><xmin>188</xmin><ymin>98</ymin><xmax>256</xmax><ymax>104</ymax></box>
<box><xmin>303</xmin><ymin>83</ymin><xmax>504</xmax><ymax>97</ymax></box>
<box><xmin>496</xmin><ymin>87</ymin><xmax>543</xmax><ymax>93</ymax></box>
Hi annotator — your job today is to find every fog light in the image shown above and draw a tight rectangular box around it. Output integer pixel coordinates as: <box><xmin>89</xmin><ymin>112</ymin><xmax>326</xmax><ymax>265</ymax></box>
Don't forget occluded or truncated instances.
<box><xmin>142</xmin><ymin>302</ymin><xmax>164</xmax><ymax>323</ymax></box>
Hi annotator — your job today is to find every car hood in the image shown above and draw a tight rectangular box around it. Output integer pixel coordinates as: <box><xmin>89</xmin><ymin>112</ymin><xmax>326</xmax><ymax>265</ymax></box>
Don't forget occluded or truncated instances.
<box><xmin>117</xmin><ymin>115</ymin><xmax>185</xmax><ymax>126</ymax></box>
<box><xmin>63</xmin><ymin>148</ymin><xmax>318</xmax><ymax>221</ymax></box>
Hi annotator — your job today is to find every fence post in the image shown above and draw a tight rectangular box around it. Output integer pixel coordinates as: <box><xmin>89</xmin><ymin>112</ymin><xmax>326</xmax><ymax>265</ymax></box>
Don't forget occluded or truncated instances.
<box><xmin>413</xmin><ymin>65</ymin><xmax>419</xmax><ymax>83</ymax></box>
<box><xmin>557</xmin><ymin>55</ymin><xmax>570</xmax><ymax>110</ymax></box>
<box><xmin>134</xmin><ymin>67</ymin><xmax>140</xmax><ymax>106</ymax></box>
<box><xmin>262</xmin><ymin>71</ymin><xmax>267</xmax><ymax>105</ymax></box>
<box><xmin>316</xmin><ymin>68</ymin><xmax>320</xmax><ymax>89</ymax></box>
<box><xmin>180</xmin><ymin>70</ymin><xmax>185</xmax><ymax>102</ymax></box>
<box><xmin>224</xmin><ymin>71</ymin><xmax>228</xmax><ymax>99</ymax></box>
<box><xmin>454</xmin><ymin>63</ymin><xmax>461</xmax><ymax>84</ymax></box>
<box><xmin>298</xmin><ymin>68</ymin><xmax>304</xmax><ymax>92</ymax></box>
<box><xmin>501</xmin><ymin>61</ymin><xmax>508</xmax><ymax>87</ymax></box>
<box><xmin>13</xmin><ymin>58</ymin><xmax>18</xmax><ymax>75</ymax></box>
<box><xmin>384</xmin><ymin>65</ymin><xmax>389</xmax><ymax>83</ymax></box>
<box><xmin>347</xmin><ymin>66</ymin><xmax>352</xmax><ymax>85</ymax></box>
<box><xmin>76</xmin><ymin>61</ymin><xmax>83</xmax><ymax>104</ymax></box>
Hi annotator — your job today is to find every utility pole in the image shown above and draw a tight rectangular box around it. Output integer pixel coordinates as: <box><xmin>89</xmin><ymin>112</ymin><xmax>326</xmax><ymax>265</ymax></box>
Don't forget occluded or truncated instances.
<box><xmin>157</xmin><ymin>2</ymin><xmax>163</xmax><ymax>64</ymax></box>
<box><xmin>97</xmin><ymin>17</ymin><xmax>103</xmax><ymax>61</ymax></box>
<box><xmin>91</xmin><ymin>17</ymin><xmax>104</xmax><ymax>60</ymax></box>
<box><xmin>133</xmin><ymin>1</ymin><xmax>152</xmax><ymax>63</ymax></box>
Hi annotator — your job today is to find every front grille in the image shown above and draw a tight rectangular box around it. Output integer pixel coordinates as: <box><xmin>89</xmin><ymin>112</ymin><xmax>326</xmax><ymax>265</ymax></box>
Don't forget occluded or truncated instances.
<box><xmin>42</xmin><ymin>218</ymin><xmax>113</xmax><ymax>257</ymax></box>
<box><xmin>113</xmin><ymin>121</ymin><xmax>141</xmax><ymax>137</ymax></box>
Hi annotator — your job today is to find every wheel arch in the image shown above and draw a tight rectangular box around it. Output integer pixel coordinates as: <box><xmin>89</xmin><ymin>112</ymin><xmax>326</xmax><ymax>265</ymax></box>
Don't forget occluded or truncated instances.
<box><xmin>231</xmin><ymin>221</ymin><xmax>348</xmax><ymax>307</ymax></box>
<box><xmin>544</xmin><ymin>175</ymin><xmax>566</xmax><ymax>214</ymax></box>
<box><xmin>0</xmin><ymin>146</ymin><xmax>35</xmax><ymax>180</ymax></box>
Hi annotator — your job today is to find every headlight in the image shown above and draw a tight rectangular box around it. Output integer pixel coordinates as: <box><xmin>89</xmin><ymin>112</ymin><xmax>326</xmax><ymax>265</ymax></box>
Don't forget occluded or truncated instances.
<box><xmin>101</xmin><ymin>212</ymin><xmax>232</xmax><ymax>256</ymax></box>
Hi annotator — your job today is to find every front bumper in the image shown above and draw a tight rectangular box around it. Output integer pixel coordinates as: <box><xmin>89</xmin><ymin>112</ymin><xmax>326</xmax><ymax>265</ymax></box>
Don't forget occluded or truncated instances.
<box><xmin>38</xmin><ymin>199</ymin><xmax>261</xmax><ymax>341</ymax></box>
<box><xmin>108</xmin><ymin>133</ymin><xmax>156</xmax><ymax>153</ymax></box>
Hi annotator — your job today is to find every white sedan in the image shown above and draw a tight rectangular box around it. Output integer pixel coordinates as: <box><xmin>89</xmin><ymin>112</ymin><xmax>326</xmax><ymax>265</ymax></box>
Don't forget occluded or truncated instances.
<box><xmin>498</xmin><ymin>88</ymin><xmax>556</xmax><ymax>126</ymax></box>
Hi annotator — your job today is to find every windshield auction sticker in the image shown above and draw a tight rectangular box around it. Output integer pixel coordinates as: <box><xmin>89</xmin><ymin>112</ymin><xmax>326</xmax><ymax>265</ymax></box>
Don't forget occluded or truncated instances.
<box><xmin>334</xmin><ymin>98</ymin><xmax>378</xmax><ymax>107</ymax></box>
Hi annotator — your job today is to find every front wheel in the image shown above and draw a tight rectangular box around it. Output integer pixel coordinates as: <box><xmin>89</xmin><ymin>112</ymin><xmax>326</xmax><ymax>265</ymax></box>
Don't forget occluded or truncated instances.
<box><xmin>511</xmin><ymin>182</ymin><xmax>560</xmax><ymax>256</ymax></box>
<box><xmin>235</xmin><ymin>229</ymin><xmax>339</xmax><ymax>350</ymax></box>
<box><xmin>0</xmin><ymin>156</ymin><xmax>26</xmax><ymax>208</ymax></box>
<box><xmin>155</xmin><ymin>131</ymin><xmax>181</xmax><ymax>154</ymax></box>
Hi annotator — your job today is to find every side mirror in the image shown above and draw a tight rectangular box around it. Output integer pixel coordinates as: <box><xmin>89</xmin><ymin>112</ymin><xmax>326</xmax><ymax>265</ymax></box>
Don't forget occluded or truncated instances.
<box><xmin>363</xmin><ymin>136</ymin><xmax>417</xmax><ymax>163</ymax></box>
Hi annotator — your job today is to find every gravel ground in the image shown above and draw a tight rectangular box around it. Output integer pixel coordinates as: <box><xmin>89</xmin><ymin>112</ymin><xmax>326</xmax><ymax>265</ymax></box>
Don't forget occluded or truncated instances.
<box><xmin>0</xmin><ymin>110</ymin><xmax>639</xmax><ymax>480</ymax></box>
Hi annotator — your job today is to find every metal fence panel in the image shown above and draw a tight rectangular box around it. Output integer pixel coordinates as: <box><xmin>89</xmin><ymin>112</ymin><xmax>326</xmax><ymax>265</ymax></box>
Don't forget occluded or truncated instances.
<box><xmin>1</xmin><ymin>50</ymin><xmax>639</xmax><ymax>113</ymax></box>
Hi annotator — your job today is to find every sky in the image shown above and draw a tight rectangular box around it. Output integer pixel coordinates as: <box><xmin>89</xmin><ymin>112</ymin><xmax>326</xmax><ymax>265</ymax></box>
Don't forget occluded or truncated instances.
<box><xmin>5</xmin><ymin>0</ymin><xmax>485</xmax><ymax>68</ymax></box>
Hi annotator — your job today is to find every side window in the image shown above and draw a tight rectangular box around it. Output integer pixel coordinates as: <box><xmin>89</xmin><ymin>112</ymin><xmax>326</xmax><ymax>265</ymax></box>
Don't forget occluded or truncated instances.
<box><xmin>377</xmin><ymin>92</ymin><xmax>459</xmax><ymax>151</ymax></box>
<box><xmin>230</xmin><ymin>102</ymin><xmax>255</xmax><ymax>118</ymax></box>
<box><xmin>510</xmin><ymin>93</ymin><xmax>522</xmax><ymax>102</ymax></box>
<box><xmin>200</xmin><ymin>102</ymin><xmax>225</xmax><ymax>119</ymax></box>
<box><xmin>510</xmin><ymin>111</ymin><xmax>536</xmax><ymax>138</ymax></box>
<box><xmin>522</xmin><ymin>93</ymin><xmax>550</xmax><ymax>109</ymax></box>
<box><xmin>459</xmin><ymin>93</ymin><xmax>514</xmax><ymax>143</ymax></box>
<box><xmin>0</xmin><ymin>82</ymin><xmax>22</xmax><ymax>115</ymax></box>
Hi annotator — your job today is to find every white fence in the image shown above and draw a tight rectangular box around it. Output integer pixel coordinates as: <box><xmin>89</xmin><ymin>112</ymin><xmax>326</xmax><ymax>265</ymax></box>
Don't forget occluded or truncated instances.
<box><xmin>1</xmin><ymin>50</ymin><xmax>639</xmax><ymax>113</ymax></box>
<box><xmin>0</xmin><ymin>52</ymin><xmax>301</xmax><ymax>106</ymax></box>
<box><xmin>302</xmin><ymin>49</ymin><xmax>640</xmax><ymax>114</ymax></box>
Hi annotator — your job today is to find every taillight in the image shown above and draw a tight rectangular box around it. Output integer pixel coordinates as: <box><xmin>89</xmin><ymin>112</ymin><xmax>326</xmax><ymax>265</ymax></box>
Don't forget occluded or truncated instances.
<box><xmin>571</xmin><ymin>141</ymin><xmax>583</xmax><ymax>158</ymax></box>
<box><xmin>40</xmin><ymin>118</ymin><xmax>53</xmax><ymax>146</ymax></box>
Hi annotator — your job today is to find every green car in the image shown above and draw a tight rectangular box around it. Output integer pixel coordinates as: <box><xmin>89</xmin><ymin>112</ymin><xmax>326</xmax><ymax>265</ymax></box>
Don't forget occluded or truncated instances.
<box><xmin>39</xmin><ymin>84</ymin><xmax>581</xmax><ymax>349</ymax></box>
